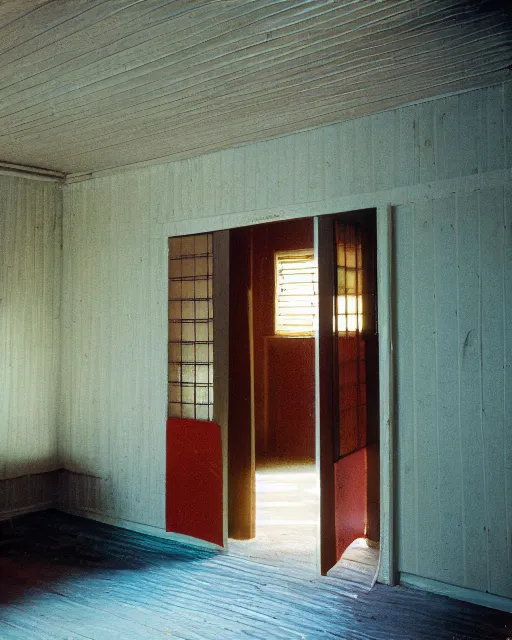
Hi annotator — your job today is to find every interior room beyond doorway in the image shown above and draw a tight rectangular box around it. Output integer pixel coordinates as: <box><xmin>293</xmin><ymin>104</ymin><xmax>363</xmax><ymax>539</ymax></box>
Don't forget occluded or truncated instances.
<box><xmin>228</xmin><ymin>217</ymin><xmax>318</xmax><ymax>571</ymax></box>
<box><xmin>227</xmin><ymin>213</ymin><xmax>380</xmax><ymax>590</ymax></box>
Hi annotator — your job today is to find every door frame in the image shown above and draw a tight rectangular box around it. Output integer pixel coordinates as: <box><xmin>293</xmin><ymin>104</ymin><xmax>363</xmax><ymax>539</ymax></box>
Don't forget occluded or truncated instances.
<box><xmin>167</xmin><ymin>203</ymin><xmax>395</xmax><ymax>583</ymax></box>
<box><xmin>314</xmin><ymin>206</ymin><xmax>393</xmax><ymax>579</ymax></box>
<box><xmin>375</xmin><ymin>204</ymin><xmax>396</xmax><ymax>585</ymax></box>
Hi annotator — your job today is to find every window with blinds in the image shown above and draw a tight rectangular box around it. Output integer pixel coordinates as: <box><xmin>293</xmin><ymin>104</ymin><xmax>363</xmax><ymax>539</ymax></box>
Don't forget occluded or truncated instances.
<box><xmin>275</xmin><ymin>250</ymin><xmax>318</xmax><ymax>336</ymax></box>
<box><xmin>274</xmin><ymin>244</ymin><xmax>365</xmax><ymax>338</ymax></box>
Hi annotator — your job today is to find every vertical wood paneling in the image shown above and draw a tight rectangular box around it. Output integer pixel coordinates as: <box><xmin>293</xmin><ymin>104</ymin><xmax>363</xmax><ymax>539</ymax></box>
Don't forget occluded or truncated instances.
<box><xmin>0</xmin><ymin>471</ymin><xmax>58</xmax><ymax>519</ymax></box>
<box><xmin>353</xmin><ymin>116</ymin><xmax>373</xmax><ymax>194</ymax></box>
<box><xmin>0</xmin><ymin>176</ymin><xmax>61</xmax><ymax>482</ymax></box>
<box><xmin>456</xmin><ymin>191</ymin><xmax>487</xmax><ymax>591</ymax></box>
<box><xmin>435</xmin><ymin>97</ymin><xmax>459</xmax><ymax>181</ymax></box>
<box><xmin>412</xmin><ymin>199</ymin><xmax>439</xmax><ymax>580</ymax></box>
<box><xmin>418</xmin><ymin>101</ymin><xmax>436</xmax><ymax>184</ymax></box>
<box><xmin>61</xmin><ymin>171</ymin><xmax>163</xmax><ymax>527</ymax></box>
<box><xmin>324</xmin><ymin>124</ymin><xmax>341</xmax><ymax>200</ymax></box>
<box><xmin>372</xmin><ymin>111</ymin><xmax>395</xmax><ymax>193</ymax></box>
<box><xmin>458</xmin><ymin>91</ymin><xmax>480</xmax><ymax>177</ymax></box>
<box><xmin>504</xmin><ymin>184</ymin><xmax>512</xmax><ymax>586</ymax></box>
<box><xmin>396</xmin><ymin>104</ymin><xmax>420</xmax><ymax>188</ymax></box>
<box><xmin>62</xmin><ymin>82</ymin><xmax>512</xmax><ymax>601</ymax></box>
<box><xmin>483</xmin><ymin>85</ymin><xmax>505</xmax><ymax>173</ymax></box>
<box><xmin>338</xmin><ymin>119</ymin><xmax>355</xmax><ymax>196</ymax></box>
<box><xmin>478</xmin><ymin>187</ymin><xmax>509</xmax><ymax>597</ymax></box>
<box><xmin>433</xmin><ymin>195</ymin><xmax>464</xmax><ymax>586</ymax></box>
<box><xmin>395</xmin><ymin>203</ymin><xmax>416</xmax><ymax>574</ymax></box>
<box><xmin>293</xmin><ymin>131</ymin><xmax>309</xmax><ymax>205</ymax></box>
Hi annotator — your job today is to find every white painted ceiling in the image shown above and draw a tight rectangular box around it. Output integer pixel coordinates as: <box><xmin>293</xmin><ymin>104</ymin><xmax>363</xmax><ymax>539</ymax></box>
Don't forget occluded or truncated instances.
<box><xmin>0</xmin><ymin>0</ymin><xmax>510</xmax><ymax>176</ymax></box>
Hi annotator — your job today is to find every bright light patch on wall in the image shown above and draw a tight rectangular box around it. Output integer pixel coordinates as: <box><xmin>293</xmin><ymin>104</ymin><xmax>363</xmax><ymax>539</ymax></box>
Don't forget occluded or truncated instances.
<box><xmin>275</xmin><ymin>250</ymin><xmax>363</xmax><ymax>336</ymax></box>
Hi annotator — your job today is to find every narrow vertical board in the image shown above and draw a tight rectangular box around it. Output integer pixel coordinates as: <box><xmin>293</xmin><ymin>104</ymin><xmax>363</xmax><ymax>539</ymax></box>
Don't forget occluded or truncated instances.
<box><xmin>458</xmin><ymin>91</ymin><xmax>480</xmax><ymax>177</ymax></box>
<box><xmin>504</xmin><ymin>81</ymin><xmax>512</xmax><ymax>169</ymax></box>
<box><xmin>232</xmin><ymin>146</ymin><xmax>246</xmax><ymax>213</ymax></box>
<box><xmin>456</xmin><ymin>191</ymin><xmax>488</xmax><ymax>592</ymax></box>
<box><xmin>372</xmin><ymin>110</ymin><xmax>396</xmax><ymax>192</ymax></box>
<box><xmin>483</xmin><ymin>85</ymin><xmax>505</xmax><ymax>172</ymax></box>
<box><xmin>338</xmin><ymin>119</ymin><xmax>355</xmax><ymax>196</ymax></box>
<box><xmin>432</xmin><ymin>194</ymin><xmax>464</xmax><ymax>586</ymax></box>
<box><xmin>323</xmin><ymin>123</ymin><xmax>341</xmax><ymax>200</ymax></box>
<box><xmin>396</xmin><ymin>103</ymin><xmax>420</xmax><ymax>188</ymax></box>
<box><xmin>412</xmin><ymin>198</ymin><xmax>439</xmax><ymax>580</ymax></box>
<box><xmin>353</xmin><ymin>116</ymin><xmax>373</xmax><ymax>194</ymax></box>
<box><xmin>418</xmin><ymin>101</ymin><xmax>436</xmax><ymax>185</ymax></box>
<box><xmin>293</xmin><ymin>131</ymin><xmax>309</xmax><ymax>204</ymax></box>
<box><xmin>308</xmin><ymin>127</ymin><xmax>325</xmax><ymax>202</ymax></box>
<box><xmin>220</xmin><ymin>148</ymin><xmax>235</xmax><ymax>215</ymax></box>
<box><xmin>479</xmin><ymin>187</ymin><xmax>509</xmax><ymax>598</ymax></box>
<box><xmin>254</xmin><ymin>141</ymin><xmax>269</xmax><ymax>211</ymax></box>
<box><xmin>504</xmin><ymin>184</ymin><xmax>512</xmax><ymax>594</ymax></box>
<box><xmin>395</xmin><ymin>203</ymin><xmax>417</xmax><ymax>574</ymax></box>
<box><xmin>435</xmin><ymin>96</ymin><xmax>459</xmax><ymax>180</ymax></box>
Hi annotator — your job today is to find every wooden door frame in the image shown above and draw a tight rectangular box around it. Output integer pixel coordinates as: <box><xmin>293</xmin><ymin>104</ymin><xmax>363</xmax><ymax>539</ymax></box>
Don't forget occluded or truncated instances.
<box><xmin>313</xmin><ymin>205</ymin><xmax>395</xmax><ymax>583</ymax></box>
<box><xmin>375</xmin><ymin>204</ymin><xmax>396</xmax><ymax>586</ymax></box>
<box><xmin>210</xmin><ymin>205</ymin><xmax>395</xmax><ymax>583</ymax></box>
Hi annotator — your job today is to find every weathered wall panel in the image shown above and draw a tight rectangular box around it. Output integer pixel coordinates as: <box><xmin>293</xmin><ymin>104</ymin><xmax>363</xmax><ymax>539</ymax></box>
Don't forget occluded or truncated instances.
<box><xmin>61</xmin><ymin>82</ymin><xmax>512</xmax><ymax>600</ymax></box>
<box><xmin>0</xmin><ymin>471</ymin><xmax>58</xmax><ymax>520</ymax></box>
<box><xmin>0</xmin><ymin>176</ymin><xmax>62</xmax><ymax>487</ymax></box>
<box><xmin>395</xmin><ymin>186</ymin><xmax>512</xmax><ymax>600</ymax></box>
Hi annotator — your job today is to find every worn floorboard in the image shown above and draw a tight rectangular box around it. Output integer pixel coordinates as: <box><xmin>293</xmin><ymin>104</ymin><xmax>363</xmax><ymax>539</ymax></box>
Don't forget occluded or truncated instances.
<box><xmin>0</xmin><ymin>510</ymin><xmax>510</xmax><ymax>640</ymax></box>
<box><xmin>229</xmin><ymin>464</ymin><xmax>379</xmax><ymax>597</ymax></box>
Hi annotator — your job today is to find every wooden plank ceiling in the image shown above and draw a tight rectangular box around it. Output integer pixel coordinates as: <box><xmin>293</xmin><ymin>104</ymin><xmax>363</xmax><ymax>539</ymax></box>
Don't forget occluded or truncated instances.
<box><xmin>0</xmin><ymin>0</ymin><xmax>510</xmax><ymax>176</ymax></box>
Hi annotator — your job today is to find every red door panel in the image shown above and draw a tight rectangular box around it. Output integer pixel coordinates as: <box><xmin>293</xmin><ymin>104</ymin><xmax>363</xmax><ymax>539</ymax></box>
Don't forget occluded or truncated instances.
<box><xmin>166</xmin><ymin>418</ymin><xmax>223</xmax><ymax>547</ymax></box>
<box><xmin>334</xmin><ymin>448</ymin><xmax>367</xmax><ymax>558</ymax></box>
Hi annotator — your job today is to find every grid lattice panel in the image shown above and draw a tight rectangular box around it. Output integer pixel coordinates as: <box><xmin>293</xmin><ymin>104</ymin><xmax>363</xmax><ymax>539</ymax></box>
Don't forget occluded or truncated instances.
<box><xmin>335</xmin><ymin>223</ymin><xmax>366</xmax><ymax>457</ymax></box>
<box><xmin>168</xmin><ymin>234</ymin><xmax>213</xmax><ymax>421</ymax></box>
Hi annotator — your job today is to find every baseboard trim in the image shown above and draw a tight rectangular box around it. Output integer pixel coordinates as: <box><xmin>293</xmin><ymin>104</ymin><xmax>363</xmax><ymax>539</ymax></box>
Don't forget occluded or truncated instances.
<box><xmin>399</xmin><ymin>572</ymin><xmax>512</xmax><ymax>614</ymax></box>
<box><xmin>0</xmin><ymin>501</ymin><xmax>55</xmax><ymax>522</ymax></box>
<box><xmin>58</xmin><ymin>506</ymin><xmax>223</xmax><ymax>552</ymax></box>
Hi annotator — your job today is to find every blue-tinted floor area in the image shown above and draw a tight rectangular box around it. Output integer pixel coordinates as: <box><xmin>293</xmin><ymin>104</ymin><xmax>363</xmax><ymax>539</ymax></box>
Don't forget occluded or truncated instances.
<box><xmin>0</xmin><ymin>510</ymin><xmax>510</xmax><ymax>639</ymax></box>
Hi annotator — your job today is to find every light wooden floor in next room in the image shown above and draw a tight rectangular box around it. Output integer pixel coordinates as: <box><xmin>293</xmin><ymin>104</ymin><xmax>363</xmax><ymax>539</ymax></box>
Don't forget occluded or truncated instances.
<box><xmin>228</xmin><ymin>463</ymin><xmax>380</xmax><ymax>597</ymax></box>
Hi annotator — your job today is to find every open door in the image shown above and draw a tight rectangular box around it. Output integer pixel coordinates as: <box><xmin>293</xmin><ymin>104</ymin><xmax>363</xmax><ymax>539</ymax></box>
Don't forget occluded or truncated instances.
<box><xmin>315</xmin><ymin>212</ymin><xmax>379</xmax><ymax>574</ymax></box>
<box><xmin>165</xmin><ymin>232</ymin><xmax>229</xmax><ymax>548</ymax></box>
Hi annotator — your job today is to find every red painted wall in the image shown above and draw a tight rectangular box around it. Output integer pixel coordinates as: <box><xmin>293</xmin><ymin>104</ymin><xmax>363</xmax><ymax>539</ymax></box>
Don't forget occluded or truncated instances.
<box><xmin>264</xmin><ymin>336</ymin><xmax>315</xmax><ymax>460</ymax></box>
<box><xmin>252</xmin><ymin>218</ymin><xmax>315</xmax><ymax>462</ymax></box>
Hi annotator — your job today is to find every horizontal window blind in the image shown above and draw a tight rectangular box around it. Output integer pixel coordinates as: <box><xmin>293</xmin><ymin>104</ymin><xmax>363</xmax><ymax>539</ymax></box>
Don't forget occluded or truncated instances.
<box><xmin>275</xmin><ymin>250</ymin><xmax>318</xmax><ymax>335</ymax></box>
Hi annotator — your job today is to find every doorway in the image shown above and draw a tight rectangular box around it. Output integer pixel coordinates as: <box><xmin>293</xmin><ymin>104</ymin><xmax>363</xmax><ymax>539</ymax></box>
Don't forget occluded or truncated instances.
<box><xmin>165</xmin><ymin>210</ymin><xmax>381</xmax><ymax>585</ymax></box>
<box><xmin>227</xmin><ymin>218</ymin><xmax>319</xmax><ymax>571</ymax></box>
<box><xmin>226</xmin><ymin>212</ymin><xmax>380</xmax><ymax>582</ymax></box>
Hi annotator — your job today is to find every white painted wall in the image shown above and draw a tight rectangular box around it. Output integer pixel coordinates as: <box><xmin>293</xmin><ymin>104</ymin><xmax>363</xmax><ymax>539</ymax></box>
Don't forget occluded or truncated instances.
<box><xmin>0</xmin><ymin>175</ymin><xmax>62</xmax><ymax>481</ymax></box>
<box><xmin>61</xmin><ymin>82</ymin><xmax>511</xmax><ymax>601</ymax></box>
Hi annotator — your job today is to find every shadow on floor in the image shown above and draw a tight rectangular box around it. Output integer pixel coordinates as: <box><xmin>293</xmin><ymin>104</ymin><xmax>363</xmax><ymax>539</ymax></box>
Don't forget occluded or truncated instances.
<box><xmin>0</xmin><ymin>510</ymin><xmax>510</xmax><ymax>640</ymax></box>
<box><xmin>0</xmin><ymin>509</ymin><xmax>218</xmax><ymax>606</ymax></box>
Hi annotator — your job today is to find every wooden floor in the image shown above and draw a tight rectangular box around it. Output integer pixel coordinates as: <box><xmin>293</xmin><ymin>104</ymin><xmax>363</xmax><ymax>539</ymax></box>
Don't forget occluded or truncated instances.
<box><xmin>229</xmin><ymin>464</ymin><xmax>379</xmax><ymax>596</ymax></box>
<box><xmin>1</xmin><ymin>510</ymin><xmax>510</xmax><ymax>639</ymax></box>
<box><xmin>228</xmin><ymin>464</ymin><xmax>319</xmax><ymax>572</ymax></box>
